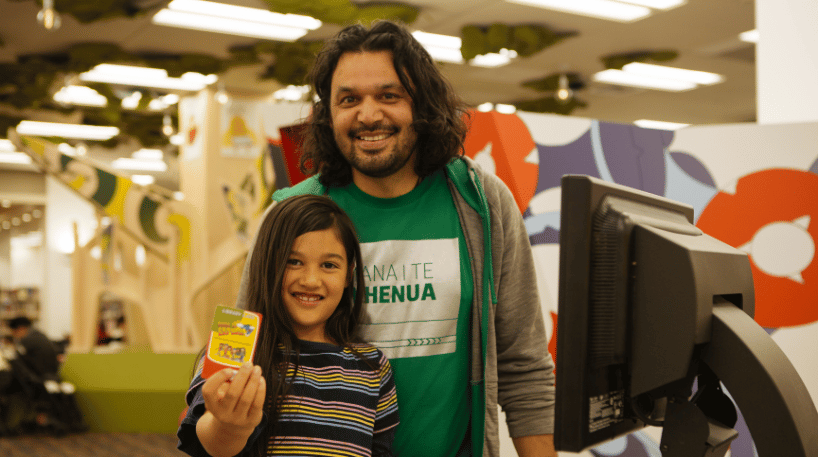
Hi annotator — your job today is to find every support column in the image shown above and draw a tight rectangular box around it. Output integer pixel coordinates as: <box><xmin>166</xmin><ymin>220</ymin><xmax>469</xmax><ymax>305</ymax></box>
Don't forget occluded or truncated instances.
<box><xmin>756</xmin><ymin>0</ymin><xmax>818</xmax><ymax>124</ymax></box>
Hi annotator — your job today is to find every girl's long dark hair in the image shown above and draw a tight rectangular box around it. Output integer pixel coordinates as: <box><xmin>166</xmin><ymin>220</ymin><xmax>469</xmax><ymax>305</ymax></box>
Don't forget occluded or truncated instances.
<box><xmin>246</xmin><ymin>195</ymin><xmax>366</xmax><ymax>456</ymax></box>
<box><xmin>301</xmin><ymin>20</ymin><xmax>470</xmax><ymax>187</ymax></box>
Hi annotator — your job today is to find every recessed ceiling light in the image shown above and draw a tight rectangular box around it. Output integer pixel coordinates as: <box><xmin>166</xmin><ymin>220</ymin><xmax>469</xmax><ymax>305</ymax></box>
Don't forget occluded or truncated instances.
<box><xmin>506</xmin><ymin>0</ymin><xmax>652</xmax><ymax>22</ymax></box>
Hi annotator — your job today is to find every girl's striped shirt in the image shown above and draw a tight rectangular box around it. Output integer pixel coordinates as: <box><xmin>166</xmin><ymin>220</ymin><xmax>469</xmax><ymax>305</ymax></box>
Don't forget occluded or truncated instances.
<box><xmin>178</xmin><ymin>340</ymin><xmax>399</xmax><ymax>457</ymax></box>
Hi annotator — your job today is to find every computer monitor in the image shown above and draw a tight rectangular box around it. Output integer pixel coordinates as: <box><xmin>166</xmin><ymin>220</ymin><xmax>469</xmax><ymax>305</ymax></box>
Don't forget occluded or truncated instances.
<box><xmin>553</xmin><ymin>175</ymin><xmax>818</xmax><ymax>457</ymax></box>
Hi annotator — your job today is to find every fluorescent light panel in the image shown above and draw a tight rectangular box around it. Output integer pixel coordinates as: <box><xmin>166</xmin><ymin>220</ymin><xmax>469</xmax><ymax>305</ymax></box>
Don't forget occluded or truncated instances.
<box><xmin>471</xmin><ymin>49</ymin><xmax>518</xmax><ymax>68</ymax></box>
<box><xmin>412</xmin><ymin>31</ymin><xmax>464</xmax><ymax>63</ymax></box>
<box><xmin>424</xmin><ymin>46</ymin><xmax>464</xmax><ymax>64</ymax></box>
<box><xmin>16</xmin><ymin>121</ymin><xmax>119</xmax><ymax>140</ymax></box>
<box><xmin>634</xmin><ymin>119</ymin><xmax>690</xmax><ymax>130</ymax></box>
<box><xmin>166</xmin><ymin>0</ymin><xmax>320</xmax><ymax>29</ymax></box>
<box><xmin>0</xmin><ymin>152</ymin><xmax>33</xmax><ymax>165</ymax></box>
<box><xmin>0</xmin><ymin>139</ymin><xmax>15</xmax><ymax>152</ymax></box>
<box><xmin>593</xmin><ymin>70</ymin><xmax>696</xmax><ymax>92</ymax></box>
<box><xmin>593</xmin><ymin>69</ymin><xmax>696</xmax><ymax>91</ymax></box>
<box><xmin>593</xmin><ymin>63</ymin><xmax>723</xmax><ymax>91</ymax></box>
<box><xmin>111</xmin><ymin>158</ymin><xmax>167</xmax><ymax>172</ymax></box>
<box><xmin>411</xmin><ymin>31</ymin><xmax>516</xmax><ymax>67</ymax></box>
<box><xmin>132</xmin><ymin>149</ymin><xmax>163</xmax><ymax>161</ymax></box>
<box><xmin>623</xmin><ymin>62</ymin><xmax>723</xmax><ymax>85</ymax></box>
<box><xmin>506</xmin><ymin>0</ymin><xmax>651</xmax><ymax>22</ymax></box>
<box><xmin>53</xmin><ymin>85</ymin><xmax>107</xmax><ymax>107</ymax></box>
<box><xmin>80</xmin><ymin>64</ymin><xmax>217</xmax><ymax>91</ymax></box>
<box><xmin>412</xmin><ymin>31</ymin><xmax>462</xmax><ymax>49</ymax></box>
<box><xmin>740</xmin><ymin>29</ymin><xmax>759</xmax><ymax>43</ymax></box>
<box><xmin>153</xmin><ymin>9</ymin><xmax>307</xmax><ymax>41</ymax></box>
<box><xmin>617</xmin><ymin>0</ymin><xmax>685</xmax><ymax>10</ymax></box>
<box><xmin>130</xmin><ymin>175</ymin><xmax>156</xmax><ymax>186</ymax></box>
<box><xmin>273</xmin><ymin>85</ymin><xmax>310</xmax><ymax>101</ymax></box>
<box><xmin>152</xmin><ymin>0</ymin><xmax>320</xmax><ymax>42</ymax></box>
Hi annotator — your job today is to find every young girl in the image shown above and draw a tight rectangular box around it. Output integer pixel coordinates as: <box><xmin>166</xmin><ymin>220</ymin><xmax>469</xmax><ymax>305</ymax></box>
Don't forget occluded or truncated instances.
<box><xmin>177</xmin><ymin>195</ymin><xmax>399</xmax><ymax>457</ymax></box>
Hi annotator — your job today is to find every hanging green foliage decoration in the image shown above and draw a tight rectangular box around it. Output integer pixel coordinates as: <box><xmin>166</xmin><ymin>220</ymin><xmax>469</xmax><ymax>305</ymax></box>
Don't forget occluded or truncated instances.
<box><xmin>460</xmin><ymin>24</ymin><xmax>577</xmax><ymax>61</ymax></box>
<box><xmin>0</xmin><ymin>43</ymin><xmax>238</xmax><ymax>148</ymax></box>
<box><xmin>259</xmin><ymin>0</ymin><xmax>419</xmax><ymax>25</ymax></box>
<box><xmin>601</xmin><ymin>49</ymin><xmax>679</xmax><ymax>69</ymax></box>
<box><xmin>243</xmin><ymin>41</ymin><xmax>326</xmax><ymax>87</ymax></box>
<box><xmin>0</xmin><ymin>114</ymin><xmax>25</xmax><ymax>139</ymax></box>
<box><xmin>513</xmin><ymin>96</ymin><xmax>587</xmax><ymax>116</ymax></box>
<box><xmin>513</xmin><ymin>72</ymin><xmax>586</xmax><ymax>115</ymax></box>
<box><xmin>522</xmin><ymin>72</ymin><xmax>585</xmax><ymax>92</ymax></box>
<box><xmin>11</xmin><ymin>0</ymin><xmax>161</xmax><ymax>23</ymax></box>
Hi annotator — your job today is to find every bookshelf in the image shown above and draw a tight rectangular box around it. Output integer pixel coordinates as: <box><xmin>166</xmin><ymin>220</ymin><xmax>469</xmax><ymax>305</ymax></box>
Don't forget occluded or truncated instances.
<box><xmin>0</xmin><ymin>286</ymin><xmax>41</xmax><ymax>340</ymax></box>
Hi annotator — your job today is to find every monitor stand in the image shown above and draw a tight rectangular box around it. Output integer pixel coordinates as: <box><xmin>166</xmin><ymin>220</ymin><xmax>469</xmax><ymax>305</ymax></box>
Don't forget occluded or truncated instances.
<box><xmin>658</xmin><ymin>298</ymin><xmax>818</xmax><ymax>456</ymax></box>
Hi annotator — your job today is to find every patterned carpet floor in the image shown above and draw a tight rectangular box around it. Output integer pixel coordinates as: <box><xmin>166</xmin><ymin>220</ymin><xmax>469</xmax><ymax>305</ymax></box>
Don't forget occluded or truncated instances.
<box><xmin>0</xmin><ymin>433</ymin><xmax>181</xmax><ymax>456</ymax></box>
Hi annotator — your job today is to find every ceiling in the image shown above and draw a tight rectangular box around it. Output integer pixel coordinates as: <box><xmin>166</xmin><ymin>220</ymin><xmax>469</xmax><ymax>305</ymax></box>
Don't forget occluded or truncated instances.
<box><xmin>0</xmin><ymin>0</ymin><xmax>757</xmax><ymax>180</ymax></box>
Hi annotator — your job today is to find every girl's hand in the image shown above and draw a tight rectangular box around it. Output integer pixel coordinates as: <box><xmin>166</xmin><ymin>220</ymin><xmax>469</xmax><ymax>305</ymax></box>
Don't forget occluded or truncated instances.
<box><xmin>201</xmin><ymin>362</ymin><xmax>266</xmax><ymax>432</ymax></box>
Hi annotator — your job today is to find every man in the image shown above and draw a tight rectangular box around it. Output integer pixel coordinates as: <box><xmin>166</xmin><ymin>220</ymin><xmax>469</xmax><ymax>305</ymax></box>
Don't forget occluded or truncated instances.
<box><xmin>8</xmin><ymin>317</ymin><xmax>60</xmax><ymax>382</ymax></box>
<box><xmin>239</xmin><ymin>20</ymin><xmax>555</xmax><ymax>457</ymax></box>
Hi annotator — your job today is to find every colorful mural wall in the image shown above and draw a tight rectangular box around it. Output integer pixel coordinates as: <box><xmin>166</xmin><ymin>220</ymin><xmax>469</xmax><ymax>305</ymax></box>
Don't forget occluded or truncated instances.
<box><xmin>460</xmin><ymin>111</ymin><xmax>818</xmax><ymax>457</ymax></box>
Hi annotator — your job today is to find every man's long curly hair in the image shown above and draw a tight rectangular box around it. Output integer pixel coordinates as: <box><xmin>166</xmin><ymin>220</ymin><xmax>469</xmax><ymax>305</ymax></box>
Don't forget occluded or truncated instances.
<box><xmin>301</xmin><ymin>20</ymin><xmax>470</xmax><ymax>187</ymax></box>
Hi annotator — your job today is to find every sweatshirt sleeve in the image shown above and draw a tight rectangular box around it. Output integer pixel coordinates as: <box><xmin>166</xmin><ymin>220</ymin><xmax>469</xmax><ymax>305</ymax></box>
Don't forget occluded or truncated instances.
<box><xmin>482</xmin><ymin>169</ymin><xmax>556</xmax><ymax>437</ymax></box>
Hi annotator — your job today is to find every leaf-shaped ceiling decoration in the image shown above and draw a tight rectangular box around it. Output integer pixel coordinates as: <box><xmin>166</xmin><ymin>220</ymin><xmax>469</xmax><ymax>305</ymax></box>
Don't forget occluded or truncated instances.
<box><xmin>1</xmin><ymin>1</ymin><xmax>420</xmax><ymax>149</ymax></box>
<box><xmin>259</xmin><ymin>0</ymin><xmax>419</xmax><ymax>25</ymax></box>
<box><xmin>460</xmin><ymin>23</ymin><xmax>577</xmax><ymax>61</ymax></box>
<box><xmin>513</xmin><ymin>96</ymin><xmax>587</xmax><ymax>116</ymax></box>
<box><xmin>10</xmin><ymin>0</ymin><xmax>163</xmax><ymax>23</ymax></box>
<box><xmin>513</xmin><ymin>72</ymin><xmax>586</xmax><ymax>115</ymax></box>
<box><xmin>601</xmin><ymin>49</ymin><xmax>678</xmax><ymax>69</ymax></box>
<box><xmin>0</xmin><ymin>43</ymin><xmax>233</xmax><ymax>148</ymax></box>
<box><xmin>239</xmin><ymin>41</ymin><xmax>327</xmax><ymax>87</ymax></box>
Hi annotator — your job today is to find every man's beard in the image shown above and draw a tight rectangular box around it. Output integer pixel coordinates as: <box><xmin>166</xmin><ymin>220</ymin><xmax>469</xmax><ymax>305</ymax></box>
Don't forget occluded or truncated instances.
<box><xmin>337</xmin><ymin>123</ymin><xmax>417</xmax><ymax>179</ymax></box>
